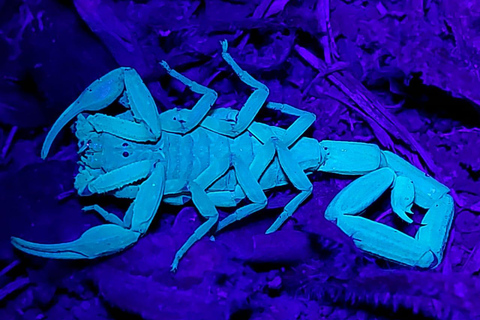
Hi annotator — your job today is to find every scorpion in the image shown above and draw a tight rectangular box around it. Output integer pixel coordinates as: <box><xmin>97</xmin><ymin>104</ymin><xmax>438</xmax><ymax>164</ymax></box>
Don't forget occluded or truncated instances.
<box><xmin>11</xmin><ymin>41</ymin><xmax>454</xmax><ymax>271</ymax></box>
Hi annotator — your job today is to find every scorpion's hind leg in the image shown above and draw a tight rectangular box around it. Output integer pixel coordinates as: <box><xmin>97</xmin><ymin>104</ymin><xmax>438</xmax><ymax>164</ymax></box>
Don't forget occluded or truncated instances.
<box><xmin>11</xmin><ymin>161</ymin><xmax>166</xmax><ymax>260</ymax></box>
<box><xmin>215</xmin><ymin>155</ymin><xmax>268</xmax><ymax>233</ymax></box>
<box><xmin>210</xmin><ymin>141</ymin><xmax>275</xmax><ymax>235</ymax></box>
<box><xmin>158</xmin><ymin>61</ymin><xmax>218</xmax><ymax>134</ymax></box>
<box><xmin>247</xmin><ymin>122</ymin><xmax>314</xmax><ymax>233</ymax></box>
<box><xmin>200</xmin><ymin>40</ymin><xmax>269</xmax><ymax>137</ymax></box>
<box><xmin>266</xmin><ymin>138</ymin><xmax>313</xmax><ymax>234</ymax></box>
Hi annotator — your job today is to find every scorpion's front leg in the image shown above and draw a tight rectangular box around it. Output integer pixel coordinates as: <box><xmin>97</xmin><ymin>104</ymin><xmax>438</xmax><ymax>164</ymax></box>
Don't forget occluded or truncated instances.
<box><xmin>321</xmin><ymin>141</ymin><xmax>454</xmax><ymax>268</ymax></box>
<box><xmin>158</xmin><ymin>61</ymin><xmax>218</xmax><ymax>134</ymax></box>
<box><xmin>42</xmin><ymin>67</ymin><xmax>162</xmax><ymax>157</ymax></box>
<box><xmin>11</xmin><ymin>161</ymin><xmax>166</xmax><ymax>259</ymax></box>
<box><xmin>263</xmin><ymin>102</ymin><xmax>316</xmax><ymax>147</ymax></box>
<box><xmin>201</xmin><ymin>40</ymin><xmax>269</xmax><ymax>137</ymax></box>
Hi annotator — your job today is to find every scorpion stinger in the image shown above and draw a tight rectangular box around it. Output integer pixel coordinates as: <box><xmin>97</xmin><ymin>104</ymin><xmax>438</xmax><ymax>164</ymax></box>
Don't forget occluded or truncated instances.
<box><xmin>319</xmin><ymin>141</ymin><xmax>454</xmax><ymax>268</ymax></box>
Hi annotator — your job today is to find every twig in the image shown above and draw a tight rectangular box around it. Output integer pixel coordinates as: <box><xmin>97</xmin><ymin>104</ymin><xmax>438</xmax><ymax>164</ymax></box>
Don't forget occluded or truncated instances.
<box><xmin>0</xmin><ymin>260</ymin><xmax>20</xmax><ymax>278</ymax></box>
<box><xmin>253</xmin><ymin>0</ymin><xmax>291</xmax><ymax>19</ymax></box>
<box><xmin>375</xmin><ymin>208</ymin><xmax>393</xmax><ymax>223</ymax></box>
<box><xmin>0</xmin><ymin>277</ymin><xmax>30</xmax><ymax>301</ymax></box>
<box><xmin>1</xmin><ymin>126</ymin><xmax>18</xmax><ymax>159</ymax></box>
<box><xmin>0</xmin><ymin>260</ymin><xmax>29</xmax><ymax>302</ymax></box>
<box><xmin>461</xmin><ymin>241</ymin><xmax>480</xmax><ymax>274</ymax></box>
<box><xmin>316</xmin><ymin>0</ymin><xmax>338</xmax><ymax>64</ymax></box>
<box><xmin>240</xmin><ymin>0</ymin><xmax>292</xmax><ymax>66</ymax></box>
<box><xmin>56</xmin><ymin>189</ymin><xmax>76</xmax><ymax>201</ymax></box>
<box><xmin>302</xmin><ymin>61</ymin><xmax>349</xmax><ymax>95</ymax></box>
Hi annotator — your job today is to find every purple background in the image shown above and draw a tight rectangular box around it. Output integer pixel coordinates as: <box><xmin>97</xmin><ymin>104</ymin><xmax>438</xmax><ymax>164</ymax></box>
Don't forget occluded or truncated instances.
<box><xmin>1</xmin><ymin>0</ymin><xmax>480</xmax><ymax>319</ymax></box>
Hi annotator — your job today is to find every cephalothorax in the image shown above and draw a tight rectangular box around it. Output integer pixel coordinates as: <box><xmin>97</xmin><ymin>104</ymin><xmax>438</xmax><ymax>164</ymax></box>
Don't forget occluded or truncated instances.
<box><xmin>11</xmin><ymin>41</ymin><xmax>454</xmax><ymax>271</ymax></box>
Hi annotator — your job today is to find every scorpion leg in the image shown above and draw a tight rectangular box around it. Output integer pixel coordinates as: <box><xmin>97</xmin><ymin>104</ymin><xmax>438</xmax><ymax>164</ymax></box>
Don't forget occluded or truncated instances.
<box><xmin>11</xmin><ymin>162</ymin><xmax>166</xmax><ymax>259</ymax></box>
<box><xmin>266</xmin><ymin>138</ymin><xmax>313</xmax><ymax>233</ymax></box>
<box><xmin>171</xmin><ymin>154</ymin><xmax>230</xmax><ymax>271</ymax></box>
<box><xmin>209</xmin><ymin>141</ymin><xmax>275</xmax><ymax>237</ymax></box>
<box><xmin>75</xmin><ymin>160</ymin><xmax>154</xmax><ymax>195</ymax></box>
<box><xmin>78</xmin><ymin>114</ymin><xmax>159</xmax><ymax>142</ymax></box>
<box><xmin>84</xmin><ymin>183</ymin><xmax>141</xmax><ymax>226</ymax></box>
<box><xmin>207</xmin><ymin>187</ymin><xmax>245</xmax><ymax>207</ymax></box>
<box><xmin>82</xmin><ymin>205</ymin><xmax>124</xmax><ymax>226</ymax></box>
<box><xmin>201</xmin><ymin>40</ymin><xmax>269</xmax><ymax>137</ymax></box>
<box><xmin>159</xmin><ymin>61</ymin><xmax>218</xmax><ymax>134</ymax></box>
<box><xmin>264</xmin><ymin>102</ymin><xmax>316</xmax><ymax>147</ymax></box>
<box><xmin>248</xmin><ymin>102</ymin><xmax>315</xmax><ymax>149</ymax></box>
<box><xmin>248</xmin><ymin>122</ymin><xmax>313</xmax><ymax>233</ymax></box>
<box><xmin>171</xmin><ymin>182</ymin><xmax>218</xmax><ymax>272</ymax></box>
<box><xmin>215</xmin><ymin>155</ymin><xmax>268</xmax><ymax>233</ymax></box>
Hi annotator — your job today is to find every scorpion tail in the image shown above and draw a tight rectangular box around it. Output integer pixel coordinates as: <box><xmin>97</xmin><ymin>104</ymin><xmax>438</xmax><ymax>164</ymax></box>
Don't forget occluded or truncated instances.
<box><xmin>11</xmin><ymin>225</ymin><xmax>140</xmax><ymax>259</ymax></box>
<box><xmin>41</xmin><ymin>68</ymin><xmax>126</xmax><ymax>159</ymax></box>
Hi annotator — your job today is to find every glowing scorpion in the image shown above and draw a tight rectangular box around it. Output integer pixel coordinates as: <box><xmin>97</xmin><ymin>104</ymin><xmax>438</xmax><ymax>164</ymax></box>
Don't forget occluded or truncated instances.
<box><xmin>11</xmin><ymin>40</ymin><xmax>454</xmax><ymax>271</ymax></box>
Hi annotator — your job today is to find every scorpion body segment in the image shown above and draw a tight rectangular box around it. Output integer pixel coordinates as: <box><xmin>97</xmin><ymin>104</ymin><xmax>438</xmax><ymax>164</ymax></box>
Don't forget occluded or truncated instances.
<box><xmin>11</xmin><ymin>41</ymin><xmax>454</xmax><ymax>271</ymax></box>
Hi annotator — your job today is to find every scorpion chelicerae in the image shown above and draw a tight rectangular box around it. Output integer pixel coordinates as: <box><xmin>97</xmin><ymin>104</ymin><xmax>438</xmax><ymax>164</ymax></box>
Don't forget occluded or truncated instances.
<box><xmin>11</xmin><ymin>41</ymin><xmax>454</xmax><ymax>271</ymax></box>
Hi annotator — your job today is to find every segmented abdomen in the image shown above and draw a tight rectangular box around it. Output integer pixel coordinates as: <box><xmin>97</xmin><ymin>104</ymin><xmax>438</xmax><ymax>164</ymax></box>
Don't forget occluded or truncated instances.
<box><xmin>163</xmin><ymin>126</ymin><xmax>321</xmax><ymax>198</ymax></box>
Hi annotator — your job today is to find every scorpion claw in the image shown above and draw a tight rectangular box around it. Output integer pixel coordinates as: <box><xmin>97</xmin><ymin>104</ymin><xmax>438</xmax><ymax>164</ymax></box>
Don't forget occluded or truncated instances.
<box><xmin>11</xmin><ymin>225</ymin><xmax>140</xmax><ymax>260</ymax></box>
<box><xmin>40</xmin><ymin>68</ymin><xmax>126</xmax><ymax>159</ymax></box>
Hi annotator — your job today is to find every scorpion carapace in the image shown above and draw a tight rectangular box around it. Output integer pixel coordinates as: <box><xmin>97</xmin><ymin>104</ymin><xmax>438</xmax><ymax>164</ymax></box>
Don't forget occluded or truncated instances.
<box><xmin>11</xmin><ymin>40</ymin><xmax>454</xmax><ymax>271</ymax></box>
